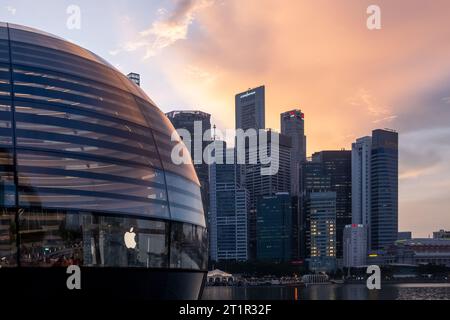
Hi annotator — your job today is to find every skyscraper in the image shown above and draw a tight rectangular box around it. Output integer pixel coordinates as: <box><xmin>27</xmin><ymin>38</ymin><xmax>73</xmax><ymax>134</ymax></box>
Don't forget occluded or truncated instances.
<box><xmin>352</xmin><ymin>136</ymin><xmax>372</xmax><ymax>226</ymax></box>
<box><xmin>371</xmin><ymin>129</ymin><xmax>398</xmax><ymax>251</ymax></box>
<box><xmin>256</xmin><ymin>192</ymin><xmax>293</xmax><ymax>262</ymax></box>
<box><xmin>352</xmin><ymin>136</ymin><xmax>372</xmax><ymax>247</ymax></box>
<box><xmin>209</xmin><ymin>148</ymin><xmax>249</xmax><ymax>261</ymax></box>
<box><xmin>245</xmin><ymin>130</ymin><xmax>292</xmax><ymax>259</ymax></box>
<box><xmin>312</xmin><ymin>151</ymin><xmax>352</xmax><ymax>259</ymax></box>
<box><xmin>343</xmin><ymin>224</ymin><xmax>368</xmax><ymax>267</ymax></box>
<box><xmin>165</xmin><ymin>110</ymin><xmax>212</xmax><ymax>221</ymax></box>
<box><xmin>308</xmin><ymin>191</ymin><xmax>337</xmax><ymax>272</ymax></box>
<box><xmin>301</xmin><ymin>160</ymin><xmax>331</xmax><ymax>259</ymax></box>
<box><xmin>245</xmin><ymin>130</ymin><xmax>292</xmax><ymax>208</ymax></box>
<box><xmin>235</xmin><ymin>85</ymin><xmax>265</xmax><ymax>131</ymax></box>
<box><xmin>281</xmin><ymin>109</ymin><xmax>306</xmax><ymax>197</ymax></box>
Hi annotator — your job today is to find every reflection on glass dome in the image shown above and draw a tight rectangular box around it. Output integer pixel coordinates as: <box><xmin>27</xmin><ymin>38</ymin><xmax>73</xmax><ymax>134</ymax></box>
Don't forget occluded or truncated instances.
<box><xmin>0</xmin><ymin>22</ymin><xmax>207</xmax><ymax>300</ymax></box>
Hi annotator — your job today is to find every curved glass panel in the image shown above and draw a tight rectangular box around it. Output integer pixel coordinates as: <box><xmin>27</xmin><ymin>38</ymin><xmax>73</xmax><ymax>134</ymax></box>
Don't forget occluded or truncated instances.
<box><xmin>170</xmin><ymin>222</ymin><xmax>208</xmax><ymax>270</ymax></box>
<box><xmin>16</xmin><ymin>151</ymin><xmax>169</xmax><ymax>219</ymax></box>
<box><xmin>17</xmin><ymin>209</ymin><xmax>207</xmax><ymax>270</ymax></box>
<box><xmin>19</xmin><ymin>209</ymin><xmax>170</xmax><ymax>268</ymax></box>
<box><xmin>0</xmin><ymin>23</ymin><xmax>207</xmax><ymax>271</ymax></box>
<box><xmin>166</xmin><ymin>173</ymin><xmax>205</xmax><ymax>227</ymax></box>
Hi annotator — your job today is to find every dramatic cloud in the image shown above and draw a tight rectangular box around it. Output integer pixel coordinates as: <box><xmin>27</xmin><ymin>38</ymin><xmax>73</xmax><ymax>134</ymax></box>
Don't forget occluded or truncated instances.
<box><xmin>149</xmin><ymin>0</ymin><xmax>450</xmax><ymax>236</ymax></box>
<box><xmin>7</xmin><ymin>0</ymin><xmax>450</xmax><ymax>236</ymax></box>
<box><xmin>112</xmin><ymin>0</ymin><xmax>213</xmax><ymax>59</ymax></box>
<box><xmin>347</xmin><ymin>89</ymin><xmax>397</xmax><ymax>124</ymax></box>
<box><xmin>104</xmin><ymin>0</ymin><xmax>450</xmax><ymax>236</ymax></box>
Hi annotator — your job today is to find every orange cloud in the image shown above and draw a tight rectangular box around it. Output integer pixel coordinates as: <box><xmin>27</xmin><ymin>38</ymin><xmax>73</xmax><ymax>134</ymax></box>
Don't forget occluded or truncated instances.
<box><xmin>128</xmin><ymin>0</ymin><xmax>450</xmax><ymax>236</ymax></box>
<box><xmin>151</xmin><ymin>0</ymin><xmax>449</xmax><ymax>154</ymax></box>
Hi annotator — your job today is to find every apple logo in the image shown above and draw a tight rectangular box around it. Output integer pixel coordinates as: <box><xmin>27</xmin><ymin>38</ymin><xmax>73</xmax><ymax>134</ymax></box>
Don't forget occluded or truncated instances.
<box><xmin>124</xmin><ymin>227</ymin><xmax>137</xmax><ymax>249</ymax></box>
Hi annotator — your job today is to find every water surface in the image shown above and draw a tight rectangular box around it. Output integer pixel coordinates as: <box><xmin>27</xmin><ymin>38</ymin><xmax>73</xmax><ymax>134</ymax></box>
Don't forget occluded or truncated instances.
<box><xmin>202</xmin><ymin>283</ymin><xmax>450</xmax><ymax>300</ymax></box>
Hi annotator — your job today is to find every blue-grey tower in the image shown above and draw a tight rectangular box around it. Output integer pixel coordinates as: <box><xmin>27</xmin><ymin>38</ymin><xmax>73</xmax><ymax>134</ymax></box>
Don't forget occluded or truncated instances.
<box><xmin>370</xmin><ymin>129</ymin><xmax>398</xmax><ymax>251</ymax></box>
<box><xmin>235</xmin><ymin>85</ymin><xmax>265</xmax><ymax>131</ymax></box>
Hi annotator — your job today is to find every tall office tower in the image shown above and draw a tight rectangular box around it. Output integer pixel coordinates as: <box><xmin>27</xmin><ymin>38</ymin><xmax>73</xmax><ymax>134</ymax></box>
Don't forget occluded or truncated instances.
<box><xmin>312</xmin><ymin>151</ymin><xmax>351</xmax><ymax>260</ymax></box>
<box><xmin>352</xmin><ymin>137</ymin><xmax>372</xmax><ymax>225</ymax></box>
<box><xmin>352</xmin><ymin>136</ymin><xmax>372</xmax><ymax>250</ymax></box>
<box><xmin>209</xmin><ymin>148</ymin><xmax>249</xmax><ymax>261</ymax></box>
<box><xmin>343</xmin><ymin>224</ymin><xmax>368</xmax><ymax>267</ymax></box>
<box><xmin>245</xmin><ymin>130</ymin><xmax>292</xmax><ymax>207</ymax></box>
<box><xmin>256</xmin><ymin>193</ymin><xmax>293</xmax><ymax>262</ymax></box>
<box><xmin>127</xmin><ymin>72</ymin><xmax>140</xmax><ymax>86</ymax></box>
<box><xmin>371</xmin><ymin>129</ymin><xmax>398</xmax><ymax>251</ymax></box>
<box><xmin>235</xmin><ymin>85</ymin><xmax>266</xmax><ymax>260</ymax></box>
<box><xmin>245</xmin><ymin>130</ymin><xmax>292</xmax><ymax>259</ymax></box>
<box><xmin>301</xmin><ymin>161</ymin><xmax>332</xmax><ymax>259</ymax></box>
<box><xmin>281</xmin><ymin>110</ymin><xmax>306</xmax><ymax>197</ymax></box>
<box><xmin>307</xmin><ymin>192</ymin><xmax>337</xmax><ymax>272</ymax></box>
<box><xmin>235</xmin><ymin>85</ymin><xmax>265</xmax><ymax>131</ymax></box>
<box><xmin>166</xmin><ymin>110</ymin><xmax>212</xmax><ymax>224</ymax></box>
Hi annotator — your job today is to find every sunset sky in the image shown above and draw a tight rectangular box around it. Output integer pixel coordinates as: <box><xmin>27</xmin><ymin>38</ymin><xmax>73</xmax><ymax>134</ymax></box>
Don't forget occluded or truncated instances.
<box><xmin>1</xmin><ymin>0</ymin><xmax>449</xmax><ymax>237</ymax></box>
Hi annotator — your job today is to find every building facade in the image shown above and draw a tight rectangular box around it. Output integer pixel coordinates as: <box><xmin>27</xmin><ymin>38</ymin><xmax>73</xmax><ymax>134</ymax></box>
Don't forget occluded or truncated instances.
<box><xmin>280</xmin><ymin>109</ymin><xmax>306</xmax><ymax>197</ymax></box>
<box><xmin>351</xmin><ymin>136</ymin><xmax>372</xmax><ymax>253</ymax></box>
<box><xmin>165</xmin><ymin>110</ymin><xmax>212</xmax><ymax>229</ymax></box>
<box><xmin>209</xmin><ymin>150</ymin><xmax>249</xmax><ymax>262</ymax></box>
<box><xmin>351</xmin><ymin>137</ymin><xmax>372</xmax><ymax>225</ymax></box>
<box><xmin>371</xmin><ymin>129</ymin><xmax>398</xmax><ymax>251</ymax></box>
<box><xmin>387</xmin><ymin>238</ymin><xmax>450</xmax><ymax>267</ymax></box>
<box><xmin>291</xmin><ymin>195</ymin><xmax>302</xmax><ymax>261</ymax></box>
<box><xmin>312</xmin><ymin>151</ymin><xmax>352</xmax><ymax>260</ymax></box>
<box><xmin>244</xmin><ymin>130</ymin><xmax>291</xmax><ymax>259</ymax></box>
<box><xmin>343</xmin><ymin>224</ymin><xmax>368</xmax><ymax>267</ymax></box>
<box><xmin>398</xmin><ymin>231</ymin><xmax>413</xmax><ymax>241</ymax></box>
<box><xmin>235</xmin><ymin>85</ymin><xmax>265</xmax><ymax>132</ymax></box>
<box><xmin>301</xmin><ymin>160</ymin><xmax>331</xmax><ymax>259</ymax></box>
<box><xmin>0</xmin><ymin>23</ymin><xmax>207</xmax><ymax>299</ymax></box>
<box><xmin>307</xmin><ymin>192</ymin><xmax>337</xmax><ymax>272</ymax></box>
<box><xmin>433</xmin><ymin>230</ymin><xmax>450</xmax><ymax>240</ymax></box>
<box><xmin>256</xmin><ymin>193</ymin><xmax>293</xmax><ymax>262</ymax></box>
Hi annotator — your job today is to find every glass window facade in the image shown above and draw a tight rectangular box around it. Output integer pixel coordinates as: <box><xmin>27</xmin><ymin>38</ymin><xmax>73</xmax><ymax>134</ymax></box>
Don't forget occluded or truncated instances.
<box><xmin>0</xmin><ymin>23</ymin><xmax>207</xmax><ymax>271</ymax></box>
<box><xmin>18</xmin><ymin>209</ymin><xmax>171</xmax><ymax>268</ymax></box>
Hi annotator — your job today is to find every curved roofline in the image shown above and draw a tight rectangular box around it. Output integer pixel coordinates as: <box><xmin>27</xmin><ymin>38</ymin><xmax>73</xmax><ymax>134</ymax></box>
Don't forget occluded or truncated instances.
<box><xmin>0</xmin><ymin>21</ymin><xmax>201</xmax><ymax>189</ymax></box>
<box><xmin>2</xmin><ymin>22</ymin><xmax>159</xmax><ymax>115</ymax></box>
<box><xmin>3</xmin><ymin>22</ymin><xmax>117</xmax><ymax>71</ymax></box>
<box><xmin>6</xmin><ymin>22</ymin><xmax>66</xmax><ymax>40</ymax></box>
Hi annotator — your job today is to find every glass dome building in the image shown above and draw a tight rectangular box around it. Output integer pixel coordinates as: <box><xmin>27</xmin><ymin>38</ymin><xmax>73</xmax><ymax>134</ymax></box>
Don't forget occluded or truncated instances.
<box><xmin>0</xmin><ymin>23</ymin><xmax>207</xmax><ymax>299</ymax></box>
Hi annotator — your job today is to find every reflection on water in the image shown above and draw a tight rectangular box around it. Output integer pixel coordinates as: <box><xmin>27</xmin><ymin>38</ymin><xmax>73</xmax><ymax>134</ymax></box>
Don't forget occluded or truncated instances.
<box><xmin>202</xmin><ymin>283</ymin><xmax>450</xmax><ymax>300</ymax></box>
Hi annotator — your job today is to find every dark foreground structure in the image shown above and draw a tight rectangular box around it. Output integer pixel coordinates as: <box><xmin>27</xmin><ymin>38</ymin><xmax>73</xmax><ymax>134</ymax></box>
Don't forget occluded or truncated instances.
<box><xmin>0</xmin><ymin>22</ymin><xmax>207</xmax><ymax>299</ymax></box>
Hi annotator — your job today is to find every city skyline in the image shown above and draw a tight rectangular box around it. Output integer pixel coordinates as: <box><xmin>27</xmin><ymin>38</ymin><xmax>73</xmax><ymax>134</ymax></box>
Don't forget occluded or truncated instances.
<box><xmin>1</xmin><ymin>0</ymin><xmax>449</xmax><ymax>236</ymax></box>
